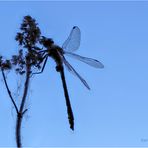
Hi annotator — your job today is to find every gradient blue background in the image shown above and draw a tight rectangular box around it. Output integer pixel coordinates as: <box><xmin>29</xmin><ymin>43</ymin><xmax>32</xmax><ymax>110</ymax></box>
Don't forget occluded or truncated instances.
<box><xmin>0</xmin><ymin>1</ymin><xmax>148</xmax><ymax>147</ymax></box>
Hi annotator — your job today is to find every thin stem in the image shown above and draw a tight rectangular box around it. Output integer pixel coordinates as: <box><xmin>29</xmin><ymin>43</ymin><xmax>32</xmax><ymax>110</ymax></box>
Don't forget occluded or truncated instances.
<box><xmin>16</xmin><ymin>59</ymin><xmax>31</xmax><ymax>148</ymax></box>
<box><xmin>16</xmin><ymin>112</ymin><xmax>22</xmax><ymax>148</ymax></box>
<box><xmin>19</xmin><ymin>61</ymin><xmax>30</xmax><ymax>113</ymax></box>
<box><xmin>1</xmin><ymin>69</ymin><xmax>19</xmax><ymax>114</ymax></box>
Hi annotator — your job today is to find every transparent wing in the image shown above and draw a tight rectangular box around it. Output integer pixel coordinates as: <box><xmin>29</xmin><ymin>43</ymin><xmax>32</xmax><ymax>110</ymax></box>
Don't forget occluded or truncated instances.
<box><xmin>62</xmin><ymin>56</ymin><xmax>90</xmax><ymax>90</ymax></box>
<box><xmin>62</xmin><ymin>26</ymin><xmax>81</xmax><ymax>52</ymax></box>
<box><xmin>64</xmin><ymin>51</ymin><xmax>104</xmax><ymax>68</ymax></box>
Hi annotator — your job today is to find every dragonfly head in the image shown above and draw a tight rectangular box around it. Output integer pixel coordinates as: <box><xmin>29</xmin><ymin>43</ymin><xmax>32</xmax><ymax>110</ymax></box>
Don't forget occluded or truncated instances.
<box><xmin>40</xmin><ymin>36</ymin><xmax>54</xmax><ymax>48</ymax></box>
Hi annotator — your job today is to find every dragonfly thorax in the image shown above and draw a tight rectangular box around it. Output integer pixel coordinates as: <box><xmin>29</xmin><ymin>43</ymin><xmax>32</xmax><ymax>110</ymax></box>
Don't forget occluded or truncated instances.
<box><xmin>48</xmin><ymin>44</ymin><xmax>64</xmax><ymax>66</ymax></box>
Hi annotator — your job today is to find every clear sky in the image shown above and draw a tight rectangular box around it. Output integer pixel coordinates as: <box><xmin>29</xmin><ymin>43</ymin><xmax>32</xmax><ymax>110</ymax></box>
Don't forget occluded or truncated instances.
<box><xmin>0</xmin><ymin>1</ymin><xmax>148</xmax><ymax>147</ymax></box>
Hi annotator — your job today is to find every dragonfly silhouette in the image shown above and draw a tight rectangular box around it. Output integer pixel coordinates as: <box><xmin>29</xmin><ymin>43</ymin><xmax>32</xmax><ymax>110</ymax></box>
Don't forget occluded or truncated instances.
<box><xmin>34</xmin><ymin>26</ymin><xmax>104</xmax><ymax>130</ymax></box>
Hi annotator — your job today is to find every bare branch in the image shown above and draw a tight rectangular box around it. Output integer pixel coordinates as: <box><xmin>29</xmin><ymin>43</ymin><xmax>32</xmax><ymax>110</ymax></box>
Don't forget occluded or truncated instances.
<box><xmin>1</xmin><ymin>69</ymin><xmax>19</xmax><ymax>114</ymax></box>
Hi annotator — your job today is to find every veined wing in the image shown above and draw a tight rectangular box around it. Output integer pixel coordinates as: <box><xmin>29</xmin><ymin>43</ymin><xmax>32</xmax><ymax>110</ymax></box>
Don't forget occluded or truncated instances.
<box><xmin>64</xmin><ymin>51</ymin><xmax>104</xmax><ymax>68</ymax></box>
<box><xmin>62</xmin><ymin>56</ymin><xmax>90</xmax><ymax>90</ymax></box>
<box><xmin>62</xmin><ymin>26</ymin><xmax>81</xmax><ymax>52</ymax></box>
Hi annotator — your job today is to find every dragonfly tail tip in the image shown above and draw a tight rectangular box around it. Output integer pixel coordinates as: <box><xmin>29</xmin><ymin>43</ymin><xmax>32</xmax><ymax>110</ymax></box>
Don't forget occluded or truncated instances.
<box><xmin>70</xmin><ymin>126</ymin><xmax>74</xmax><ymax>131</ymax></box>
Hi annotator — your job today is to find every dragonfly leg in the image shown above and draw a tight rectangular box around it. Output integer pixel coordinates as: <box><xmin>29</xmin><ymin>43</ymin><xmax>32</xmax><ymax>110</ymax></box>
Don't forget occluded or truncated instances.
<box><xmin>32</xmin><ymin>55</ymin><xmax>48</xmax><ymax>76</ymax></box>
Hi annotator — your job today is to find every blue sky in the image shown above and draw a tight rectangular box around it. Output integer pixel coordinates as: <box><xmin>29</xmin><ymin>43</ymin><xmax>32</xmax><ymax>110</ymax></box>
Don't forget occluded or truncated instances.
<box><xmin>0</xmin><ymin>1</ymin><xmax>148</xmax><ymax>147</ymax></box>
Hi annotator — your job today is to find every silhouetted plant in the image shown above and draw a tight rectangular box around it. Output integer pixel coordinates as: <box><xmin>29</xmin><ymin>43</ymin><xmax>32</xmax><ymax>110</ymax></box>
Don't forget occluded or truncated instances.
<box><xmin>0</xmin><ymin>15</ymin><xmax>81</xmax><ymax>147</ymax></box>
<box><xmin>0</xmin><ymin>15</ymin><xmax>43</xmax><ymax>148</ymax></box>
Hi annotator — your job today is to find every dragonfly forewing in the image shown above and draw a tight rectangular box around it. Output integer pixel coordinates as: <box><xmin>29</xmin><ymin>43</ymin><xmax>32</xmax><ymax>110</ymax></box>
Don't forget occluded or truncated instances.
<box><xmin>62</xmin><ymin>26</ymin><xmax>81</xmax><ymax>52</ymax></box>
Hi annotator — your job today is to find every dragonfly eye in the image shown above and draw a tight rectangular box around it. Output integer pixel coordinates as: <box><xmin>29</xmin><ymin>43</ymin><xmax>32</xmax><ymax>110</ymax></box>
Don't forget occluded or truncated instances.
<box><xmin>40</xmin><ymin>36</ymin><xmax>54</xmax><ymax>48</ymax></box>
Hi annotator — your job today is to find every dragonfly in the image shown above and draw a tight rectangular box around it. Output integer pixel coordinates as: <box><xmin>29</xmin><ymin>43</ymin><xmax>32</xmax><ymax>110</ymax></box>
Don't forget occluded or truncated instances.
<box><xmin>34</xmin><ymin>26</ymin><xmax>104</xmax><ymax>130</ymax></box>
